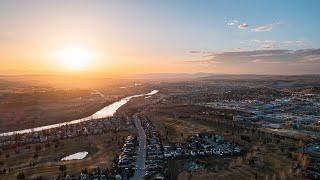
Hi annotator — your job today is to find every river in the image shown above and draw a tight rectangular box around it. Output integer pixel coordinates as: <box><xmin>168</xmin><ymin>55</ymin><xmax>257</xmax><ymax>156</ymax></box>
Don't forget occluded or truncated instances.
<box><xmin>0</xmin><ymin>90</ymin><xmax>159</xmax><ymax>136</ymax></box>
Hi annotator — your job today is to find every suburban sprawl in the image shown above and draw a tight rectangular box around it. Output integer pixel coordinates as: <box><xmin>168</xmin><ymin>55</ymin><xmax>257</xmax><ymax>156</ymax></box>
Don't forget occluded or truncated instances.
<box><xmin>0</xmin><ymin>75</ymin><xmax>320</xmax><ymax>179</ymax></box>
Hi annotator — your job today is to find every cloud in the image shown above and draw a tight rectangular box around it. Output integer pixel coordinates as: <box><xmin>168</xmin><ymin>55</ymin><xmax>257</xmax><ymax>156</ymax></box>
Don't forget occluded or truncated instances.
<box><xmin>186</xmin><ymin>48</ymin><xmax>320</xmax><ymax>74</ymax></box>
<box><xmin>226</xmin><ymin>20</ymin><xmax>248</xmax><ymax>30</ymax></box>
<box><xmin>252</xmin><ymin>59</ymin><xmax>282</xmax><ymax>64</ymax></box>
<box><xmin>189</xmin><ymin>48</ymin><xmax>320</xmax><ymax>64</ymax></box>
<box><xmin>189</xmin><ymin>51</ymin><xmax>202</xmax><ymax>54</ymax></box>
<box><xmin>183</xmin><ymin>59</ymin><xmax>221</xmax><ymax>64</ymax></box>
<box><xmin>250</xmin><ymin>39</ymin><xmax>308</xmax><ymax>50</ymax></box>
<box><xmin>227</xmin><ymin>20</ymin><xmax>238</xmax><ymax>26</ymax></box>
<box><xmin>250</xmin><ymin>53</ymin><xmax>274</xmax><ymax>57</ymax></box>
<box><xmin>238</xmin><ymin>23</ymin><xmax>248</xmax><ymax>30</ymax></box>
<box><xmin>231</xmin><ymin>48</ymin><xmax>246</xmax><ymax>52</ymax></box>
<box><xmin>251</xmin><ymin>39</ymin><xmax>279</xmax><ymax>49</ymax></box>
<box><xmin>300</xmin><ymin>55</ymin><xmax>320</xmax><ymax>62</ymax></box>
<box><xmin>227</xmin><ymin>21</ymin><xmax>284</xmax><ymax>32</ymax></box>
<box><xmin>282</xmin><ymin>40</ymin><xmax>307</xmax><ymax>47</ymax></box>
<box><xmin>252</xmin><ymin>59</ymin><xmax>263</xmax><ymax>63</ymax></box>
<box><xmin>181</xmin><ymin>58</ymin><xmax>220</xmax><ymax>68</ymax></box>
<box><xmin>251</xmin><ymin>22</ymin><xmax>284</xmax><ymax>32</ymax></box>
<box><xmin>262</xmin><ymin>43</ymin><xmax>278</xmax><ymax>49</ymax></box>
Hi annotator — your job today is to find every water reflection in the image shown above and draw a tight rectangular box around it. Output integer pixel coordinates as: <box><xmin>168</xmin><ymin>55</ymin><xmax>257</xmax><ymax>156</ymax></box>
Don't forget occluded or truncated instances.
<box><xmin>0</xmin><ymin>90</ymin><xmax>159</xmax><ymax>136</ymax></box>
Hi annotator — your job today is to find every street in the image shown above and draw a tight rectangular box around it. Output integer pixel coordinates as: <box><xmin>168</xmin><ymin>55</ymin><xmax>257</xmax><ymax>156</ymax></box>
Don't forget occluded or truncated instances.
<box><xmin>131</xmin><ymin>115</ymin><xmax>146</xmax><ymax>180</ymax></box>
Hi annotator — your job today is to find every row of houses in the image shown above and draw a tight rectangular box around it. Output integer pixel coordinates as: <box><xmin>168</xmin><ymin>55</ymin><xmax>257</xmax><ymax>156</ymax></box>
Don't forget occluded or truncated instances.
<box><xmin>163</xmin><ymin>133</ymin><xmax>242</xmax><ymax>159</ymax></box>
<box><xmin>141</xmin><ymin>119</ymin><xmax>242</xmax><ymax>179</ymax></box>
<box><xmin>143</xmin><ymin>120</ymin><xmax>166</xmax><ymax>180</ymax></box>
<box><xmin>306</xmin><ymin>157</ymin><xmax>320</xmax><ymax>179</ymax></box>
<box><xmin>114</xmin><ymin>135</ymin><xmax>137</xmax><ymax>180</ymax></box>
<box><xmin>301</xmin><ymin>142</ymin><xmax>320</xmax><ymax>179</ymax></box>
<box><xmin>73</xmin><ymin>168</ymin><xmax>110</xmax><ymax>180</ymax></box>
<box><xmin>0</xmin><ymin>116</ymin><xmax>133</xmax><ymax>148</ymax></box>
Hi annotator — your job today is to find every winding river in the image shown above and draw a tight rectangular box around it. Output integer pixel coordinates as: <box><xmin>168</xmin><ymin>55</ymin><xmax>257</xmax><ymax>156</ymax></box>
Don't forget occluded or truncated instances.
<box><xmin>0</xmin><ymin>90</ymin><xmax>159</xmax><ymax>137</ymax></box>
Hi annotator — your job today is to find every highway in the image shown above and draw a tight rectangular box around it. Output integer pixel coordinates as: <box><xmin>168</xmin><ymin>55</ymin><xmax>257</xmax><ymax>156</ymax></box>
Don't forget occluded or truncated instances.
<box><xmin>131</xmin><ymin>115</ymin><xmax>146</xmax><ymax>180</ymax></box>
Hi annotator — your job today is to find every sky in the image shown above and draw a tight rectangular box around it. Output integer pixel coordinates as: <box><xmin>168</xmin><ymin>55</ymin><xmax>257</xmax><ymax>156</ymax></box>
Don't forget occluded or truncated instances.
<box><xmin>0</xmin><ymin>0</ymin><xmax>320</xmax><ymax>75</ymax></box>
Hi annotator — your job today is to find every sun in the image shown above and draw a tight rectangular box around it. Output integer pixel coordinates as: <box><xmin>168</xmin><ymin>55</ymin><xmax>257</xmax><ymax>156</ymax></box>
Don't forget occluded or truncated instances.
<box><xmin>57</xmin><ymin>47</ymin><xmax>92</xmax><ymax>70</ymax></box>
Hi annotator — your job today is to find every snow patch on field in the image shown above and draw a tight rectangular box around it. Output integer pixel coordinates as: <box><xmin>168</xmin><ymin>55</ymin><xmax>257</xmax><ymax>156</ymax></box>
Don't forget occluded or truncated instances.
<box><xmin>61</xmin><ymin>151</ymin><xmax>88</xmax><ymax>161</ymax></box>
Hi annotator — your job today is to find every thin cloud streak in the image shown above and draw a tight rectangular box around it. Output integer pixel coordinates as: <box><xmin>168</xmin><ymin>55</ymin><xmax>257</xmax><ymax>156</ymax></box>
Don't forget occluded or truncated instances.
<box><xmin>185</xmin><ymin>48</ymin><xmax>320</xmax><ymax>74</ymax></box>
<box><xmin>251</xmin><ymin>22</ymin><xmax>284</xmax><ymax>32</ymax></box>
<box><xmin>227</xmin><ymin>20</ymin><xmax>238</xmax><ymax>26</ymax></box>
<box><xmin>188</xmin><ymin>48</ymin><xmax>320</xmax><ymax>64</ymax></box>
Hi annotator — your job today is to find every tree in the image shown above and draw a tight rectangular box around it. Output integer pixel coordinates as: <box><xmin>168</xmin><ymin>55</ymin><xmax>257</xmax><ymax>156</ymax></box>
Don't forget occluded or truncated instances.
<box><xmin>16</xmin><ymin>172</ymin><xmax>25</xmax><ymax>180</ymax></box>
<box><xmin>59</xmin><ymin>165</ymin><xmax>67</xmax><ymax>176</ymax></box>
<box><xmin>35</xmin><ymin>145</ymin><xmax>42</xmax><ymax>151</ymax></box>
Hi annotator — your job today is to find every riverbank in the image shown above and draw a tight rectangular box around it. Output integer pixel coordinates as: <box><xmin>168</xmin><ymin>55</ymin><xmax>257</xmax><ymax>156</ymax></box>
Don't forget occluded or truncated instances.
<box><xmin>0</xmin><ymin>90</ymin><xmax>159</xmax><ymax>136</ymax></box>
<box><xmin>0</xmin><ymin>89</ymin><xmax>126</xmax><ymax>134</ymax></box>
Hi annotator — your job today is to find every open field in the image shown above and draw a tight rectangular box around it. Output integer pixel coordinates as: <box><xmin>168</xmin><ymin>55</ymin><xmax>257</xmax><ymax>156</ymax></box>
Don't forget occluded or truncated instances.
<box><xmin>0</xmin><ymin>131</ymin><xmax>131</xmax><ymax>179</ymax></box>
<box><xmin>0</xmin><ymin>75</ymin><xmax>155</xmax><ymax>133</ymax></box>
<box><xmin>0</xmin><ymin>90</ymin><xmax>108</xmax><ymax>132</ymax></box>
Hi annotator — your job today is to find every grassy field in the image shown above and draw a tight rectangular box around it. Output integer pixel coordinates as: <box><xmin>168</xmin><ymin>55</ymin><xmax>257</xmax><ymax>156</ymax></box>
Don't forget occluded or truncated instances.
<box><xmin>0</xmin><ymin>80</ymin><xmax>152</xmax><ymax>133</ymax></box>
<box><xmin>0</xmin><ymin>89</ymin><xmax>109</xmax><ymax>133</ymax></box>
<box><xmin>0</xmin><ymin>131</ymin><xmax>130</xmax><ymax>179</ymax></box>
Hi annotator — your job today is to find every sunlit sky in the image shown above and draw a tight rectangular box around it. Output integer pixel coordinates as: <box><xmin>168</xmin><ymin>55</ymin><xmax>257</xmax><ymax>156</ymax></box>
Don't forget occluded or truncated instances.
<box><xmin>1</xmin><ymin>0</ymin><xmax>320</xmax><ymax>75</ymax></box>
